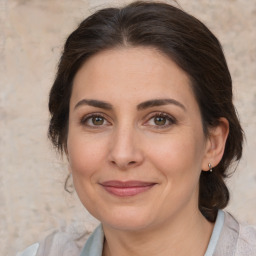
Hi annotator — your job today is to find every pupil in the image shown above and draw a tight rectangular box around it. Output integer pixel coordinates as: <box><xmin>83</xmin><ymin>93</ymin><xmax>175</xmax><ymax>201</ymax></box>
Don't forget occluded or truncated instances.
<box><xmin>93</xmin><ymin>117</ymin><xmax>104</xmax><ymax>125</ymax></box>
<box><xmin>154</xmin><ymin>116</ymin><xmax>166</xmax><ymax>125</ymax></box>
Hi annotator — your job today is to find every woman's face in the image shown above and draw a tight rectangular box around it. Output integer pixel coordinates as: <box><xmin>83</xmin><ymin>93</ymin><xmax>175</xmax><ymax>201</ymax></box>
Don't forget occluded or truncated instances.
<box><xmin>67</xmin><ymin>47</ymin><xmax>212</xmax><ymax>231</ymax></box>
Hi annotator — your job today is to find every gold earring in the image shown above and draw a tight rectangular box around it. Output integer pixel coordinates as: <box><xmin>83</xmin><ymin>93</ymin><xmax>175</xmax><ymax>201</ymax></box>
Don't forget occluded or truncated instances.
<box><xmin>208</xmin><ymin>163</ymin><xmax>213</xmax><ymax>172</ymax></box>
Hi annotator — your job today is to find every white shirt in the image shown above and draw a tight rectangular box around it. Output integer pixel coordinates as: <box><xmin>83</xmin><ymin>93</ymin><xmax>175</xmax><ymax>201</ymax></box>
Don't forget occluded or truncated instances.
<box><xmin>17</xmin><ymin>210</ymin><xmax>256</xmax><ymax>256</ymax></box>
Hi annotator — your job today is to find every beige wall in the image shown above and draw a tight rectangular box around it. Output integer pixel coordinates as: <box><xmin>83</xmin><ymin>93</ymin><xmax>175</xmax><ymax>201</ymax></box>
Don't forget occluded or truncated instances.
<box><xmin>1</xmin><ymin>0</ymin><xmax>256</xmax><ymax>255</ymax></box>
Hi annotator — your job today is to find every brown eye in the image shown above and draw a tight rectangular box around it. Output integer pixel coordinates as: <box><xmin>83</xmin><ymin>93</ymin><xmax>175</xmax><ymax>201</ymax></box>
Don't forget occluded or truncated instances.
<box><xmin>144</xmin><ymin>112</ymin><xmax>176</xmax><ymax>129</ymax></box>
<box><xmin>92</xmin><ymin>116</ymin><xmax>104</xmax><ymax>125</ymax></box>
<box><xmin>154</xmin><ymin>116</ymin><xmax>167</xmax><ymax>126</ymax></box>
<box><xmin>81</xmin><ymin>114</ymin><xmax>110</xmax><ymax>127</ymax></box>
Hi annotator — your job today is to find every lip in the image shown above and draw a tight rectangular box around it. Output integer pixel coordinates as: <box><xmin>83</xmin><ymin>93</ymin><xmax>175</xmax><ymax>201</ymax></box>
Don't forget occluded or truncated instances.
<box><xmin>99</xmin><ymin>180</ymin><xmax>157</xmax><ymax>197</ymax></box>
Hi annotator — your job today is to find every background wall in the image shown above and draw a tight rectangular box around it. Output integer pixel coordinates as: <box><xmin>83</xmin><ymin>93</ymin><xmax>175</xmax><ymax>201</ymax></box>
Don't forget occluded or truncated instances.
<box><xmin>1</xmin><ymin>0</ymin><xmax>255</xmax><ymax>255</ymax></box>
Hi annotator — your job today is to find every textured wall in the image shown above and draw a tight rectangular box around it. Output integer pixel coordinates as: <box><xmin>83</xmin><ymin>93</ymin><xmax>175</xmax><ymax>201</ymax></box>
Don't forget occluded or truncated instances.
<box><xmin>1</xmin><ymin>0</ymin><xmax>256</xmax><ymax>255</ymax></box>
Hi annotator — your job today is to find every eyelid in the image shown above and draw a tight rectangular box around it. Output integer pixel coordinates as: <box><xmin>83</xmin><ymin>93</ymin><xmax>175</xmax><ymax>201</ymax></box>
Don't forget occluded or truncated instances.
<box><xmin>79</xmin><ymin>111</ymin><xmax>176</xmax><ymax>129</ymax></box>
<box><xmin>143</xmin><ymin>111</ymin><xmax>177</xmax><ymax>128</ymax></box>
<box><xmin>80</xmin><ymin>112</ymin><xmax>112</xmax><ymax>127</ymax></box>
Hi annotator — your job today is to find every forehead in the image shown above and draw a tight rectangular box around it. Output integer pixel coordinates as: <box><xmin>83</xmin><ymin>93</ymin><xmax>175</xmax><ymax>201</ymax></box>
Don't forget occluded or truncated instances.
<box><xmin>71</xmin><ymin>47</ymin><xmax>196</xmax><ymax>109</ymax></box>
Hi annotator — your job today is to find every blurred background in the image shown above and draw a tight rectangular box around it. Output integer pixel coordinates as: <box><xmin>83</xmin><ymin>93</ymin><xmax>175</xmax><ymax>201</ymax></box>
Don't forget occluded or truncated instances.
<box><xmin>0</xmin><ymin>0</ymin><xmax>256</xmax><ymax>255</ymax></box>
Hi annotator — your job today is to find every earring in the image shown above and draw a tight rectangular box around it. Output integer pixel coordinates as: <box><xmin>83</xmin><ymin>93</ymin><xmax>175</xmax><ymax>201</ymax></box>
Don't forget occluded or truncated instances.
<box><xmin>208</xmin><ymin>163</ymin><xmax>213</xmax><ymax>172</ymax></box>
<box><xmin>65</xmin><ymin>173</ymin><xmax>74</xmax><ymax>193</ymax></box>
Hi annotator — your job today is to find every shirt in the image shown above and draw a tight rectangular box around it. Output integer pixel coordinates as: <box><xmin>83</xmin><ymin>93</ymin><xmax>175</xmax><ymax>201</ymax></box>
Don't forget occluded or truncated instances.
<box><xmin>17</xmin><ymin>210</ymin><xmax>256</xmax><ymax>256</ymax></box>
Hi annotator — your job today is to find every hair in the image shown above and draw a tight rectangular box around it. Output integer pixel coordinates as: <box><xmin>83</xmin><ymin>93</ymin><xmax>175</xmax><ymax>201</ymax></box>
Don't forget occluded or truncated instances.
<box><xmin>48</xmin><ymin>1</ymin><xmax>244</xmax><ymax>222</ymax></box>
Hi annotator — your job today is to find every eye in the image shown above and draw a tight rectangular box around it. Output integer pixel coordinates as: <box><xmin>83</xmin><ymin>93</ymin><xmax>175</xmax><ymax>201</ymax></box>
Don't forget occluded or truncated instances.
<box><xmin>154</xmin><ymin>116</ymin><xmax>168</xmax><ymax>126</ymax></box>
<box><xmin>80</xmin><ymin>113</ymin><xmax>111</xmax><ymax>127</ymax></box>
<box><xmin>145</xmin><ymin>112</ymin><xmax>176</xmax><ymax>128</ymax></box>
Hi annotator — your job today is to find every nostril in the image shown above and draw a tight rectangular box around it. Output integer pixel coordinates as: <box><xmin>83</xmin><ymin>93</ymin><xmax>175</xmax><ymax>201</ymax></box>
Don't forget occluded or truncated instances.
<box><xmin>110</xmin><ymin>160</ymin><xmax>136</xmax><ymax>168</ymax></box>
<box><xmin>128</xmin><ymin>161</ymin><xmax>136</xmax><ymax>165</ymax></box>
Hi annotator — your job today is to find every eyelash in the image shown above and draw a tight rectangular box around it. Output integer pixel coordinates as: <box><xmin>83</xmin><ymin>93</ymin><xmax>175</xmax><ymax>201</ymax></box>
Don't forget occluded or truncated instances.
<box><xmin>80</xmin><ymin>112</ymin><xmax>176</xmax><ymax>129</ymax></box>
<box><xmin>80</xmin><ymin>113</ymin><xmax>111</xmax><ymax>128</ymax></box>
<box><xmin>145</xmin><ymin>112</ymin><xmax>176</xmax><ymax>129</ymax></box>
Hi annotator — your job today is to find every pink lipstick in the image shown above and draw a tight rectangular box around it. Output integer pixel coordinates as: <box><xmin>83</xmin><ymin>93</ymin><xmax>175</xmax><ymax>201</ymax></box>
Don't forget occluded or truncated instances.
<box><xmin>100</xmin><ymin>180</ymin><xmax>156</xmax><ymax>197</ymax></box>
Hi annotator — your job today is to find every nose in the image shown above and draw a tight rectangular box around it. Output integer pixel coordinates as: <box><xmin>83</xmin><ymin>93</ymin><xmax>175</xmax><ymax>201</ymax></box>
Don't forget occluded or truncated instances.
<box><xmin>108</xmin><ymin>125</ymin><xmax>144</xmax><ymax>170</ymax></box>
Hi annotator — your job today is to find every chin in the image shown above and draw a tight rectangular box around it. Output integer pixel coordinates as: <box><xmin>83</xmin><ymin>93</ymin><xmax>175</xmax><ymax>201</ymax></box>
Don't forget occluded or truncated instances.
<box><xmin>93</xmin><ymin>205</ymin><xmax>156</xmax><ymax>231</ymax></box>
<box><xmin>104</xmin><ymin>218</ymin><xmax>153</xmax><ymax>232</ymax></box>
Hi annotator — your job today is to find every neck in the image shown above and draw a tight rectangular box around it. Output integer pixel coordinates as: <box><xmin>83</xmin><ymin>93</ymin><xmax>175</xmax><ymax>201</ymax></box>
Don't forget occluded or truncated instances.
<box><xmin>102</xmin><ymin>208</ymin><xmax>214</xmax><ymax>256</ymax></box>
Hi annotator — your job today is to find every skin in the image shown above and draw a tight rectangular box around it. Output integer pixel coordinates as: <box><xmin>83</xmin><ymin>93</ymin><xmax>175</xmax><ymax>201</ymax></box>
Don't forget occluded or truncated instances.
<box><xmin>67</xmin><ymin>47</ymin><xmax>229</xmax><ymax>256</ymax></box>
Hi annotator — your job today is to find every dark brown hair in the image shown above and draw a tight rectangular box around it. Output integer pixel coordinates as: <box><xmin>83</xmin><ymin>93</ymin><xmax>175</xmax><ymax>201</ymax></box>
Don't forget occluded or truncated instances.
<box><xmin>48</xmin><ymin>1</ymin><xmax>243</xmax><ymax>222</ymax></box>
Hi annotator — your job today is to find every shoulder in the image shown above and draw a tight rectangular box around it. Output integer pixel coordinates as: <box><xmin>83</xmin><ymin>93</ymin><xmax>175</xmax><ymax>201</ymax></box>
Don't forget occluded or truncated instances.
<box><xmin>17</xmin><ymin>222</ymin><xmax>98</xmax><ymax>256</ymax></box>
<box><xmin>214</xmin><ymin>211</ymin><xmax>256</xmax><ymax>255</ymax></box>
<box><xmin>236</xmin><ymin>216</ymin><xmax>256</xmax><ymax>254</ymax></box>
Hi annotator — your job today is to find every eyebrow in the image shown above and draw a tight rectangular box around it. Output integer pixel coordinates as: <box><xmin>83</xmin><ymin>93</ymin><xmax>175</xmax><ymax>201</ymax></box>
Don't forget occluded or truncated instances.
<box><xmin>74</xmin><ymin>98</ymin><xmax>186</xmax><ymax>111</ymax></box>
<box><xmin>74</xmin><ymin>99</ymin><xmax>113</xmax><ymax>110</ymax></box>
<box><xmin>137</xmin><ymin>99</ymin><xmax>186</xmax><ymax>111</ymax></box>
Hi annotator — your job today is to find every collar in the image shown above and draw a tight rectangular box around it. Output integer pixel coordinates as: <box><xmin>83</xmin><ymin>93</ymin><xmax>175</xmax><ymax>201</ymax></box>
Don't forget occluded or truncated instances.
<box><xmin>80</xmin><ymin>224</ymin><xmax>104</xmax><ymax>256</ymax></box>
<box><xmin>80</xmin><ymin>210</ymin><xmax>225</xmax><ymax>256</ymax></box>
<box><xmin>204</xmin><ymin>210</ymin><xmax>225</xmax><ymax>256</ymax></box>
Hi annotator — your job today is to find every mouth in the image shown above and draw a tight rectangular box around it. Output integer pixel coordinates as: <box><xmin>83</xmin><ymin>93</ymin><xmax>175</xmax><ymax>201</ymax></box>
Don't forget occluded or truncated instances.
<box><xmin>99</xmin><ymin>180</ymin><xmax>157</xmax><ymax>197</ymax></box>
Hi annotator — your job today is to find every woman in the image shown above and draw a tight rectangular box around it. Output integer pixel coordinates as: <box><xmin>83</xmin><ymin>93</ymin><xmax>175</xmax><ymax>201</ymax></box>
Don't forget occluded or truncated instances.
<box><xmin>18</xmin><ymin>1</ymin><xmax>256</xmax><ymax>255</ymax></box>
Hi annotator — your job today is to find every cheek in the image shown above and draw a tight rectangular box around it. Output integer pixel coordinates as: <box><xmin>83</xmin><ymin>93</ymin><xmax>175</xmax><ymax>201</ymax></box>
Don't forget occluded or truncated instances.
<box><xmin>145</xmin><ymin>131</ymin><xmax>205</xmax><ymax>179</ymax></box>
<box><xmin>145</xmin><ymin>133</ymin><xmax>205</xmax><ymax>211</ymax></box>
<box><xmin>67</xmin><ymin>132</ymin><xmax>107</xmax><ymax>177</ymax></box>
<box><xmin>66</xmin><ymin>133</ymin><xmax>108</xmax><ymax>212</ymax></box>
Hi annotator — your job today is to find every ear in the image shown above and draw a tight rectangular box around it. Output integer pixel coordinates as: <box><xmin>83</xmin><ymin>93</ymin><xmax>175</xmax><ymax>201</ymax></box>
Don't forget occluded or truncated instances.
<box><xmin>201</xmin><ymin>118</ymin><xmax>229</xmax><ymax>171</ymax></box>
